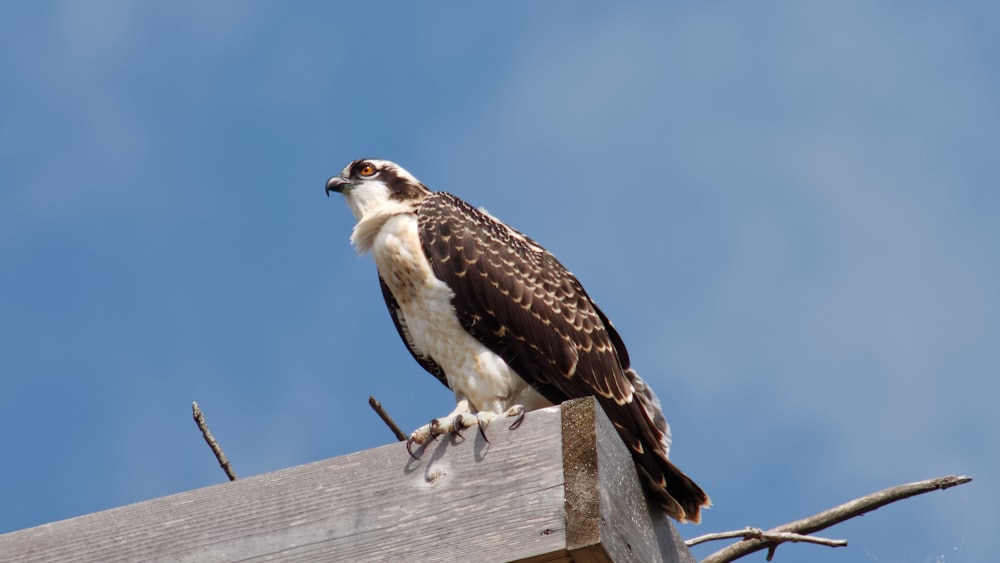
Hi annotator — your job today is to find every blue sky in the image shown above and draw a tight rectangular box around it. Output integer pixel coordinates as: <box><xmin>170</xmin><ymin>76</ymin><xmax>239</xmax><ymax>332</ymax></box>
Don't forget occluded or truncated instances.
<box><xmin>2</xmin><ymin>2</ymin><xmax>997</xmax><ymax>561</ymax></box>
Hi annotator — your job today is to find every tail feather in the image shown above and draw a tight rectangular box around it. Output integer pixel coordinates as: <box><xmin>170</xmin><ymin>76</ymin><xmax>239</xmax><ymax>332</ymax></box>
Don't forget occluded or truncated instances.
<box><xmin>610</xmin><ymin>368</ymin><xmax>711</xmax><ymax>523</ymax></box>
<box><xmin>568</xmin><ymin>304</ymin><xmax>710</xmax><ymax>522</ymax></box>
<box><xmin>636</xmin><ymin>450</ymin><xmax>710</xmax><ymax>523</ymax></box>
<box><xmin>613</xmin><ymin>407</ymin><xmax>711</xmax><ymax>523</ymax></box>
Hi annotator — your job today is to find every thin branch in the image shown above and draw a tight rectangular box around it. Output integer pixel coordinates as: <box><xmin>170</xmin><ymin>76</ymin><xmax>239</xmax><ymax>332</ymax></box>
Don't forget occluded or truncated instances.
<box><xmin>191</xmin><ymin>401</ymin><xmax>238</xmax><ymax>481</ymax></box>
<box><xmin>687</xmin><ymin>527</ymin><xmax>845</xmax><ymax>549</ymax></box>
<box><xmin>698</xmin><ymin>475</ymin><xmax>972</xmax><ymax>563</ymax></box>
<box><xmin>689</xmin><ymin>527</ymin><xmax>847</xmax><ymax>562</ymax></box>
<box><xmin>368</xmin><ymin>395</ymin><xmax>407</xmax><ymax>442</ymax></box>
<box><xmin>687</xmin><ymin>529</ymin><xmax>756</xmax><ymax>546</ymax></box>
<box><xmin>759</xmin><ymin>531</ymin><xmax>846</xmax><ymax>549</ymax></box>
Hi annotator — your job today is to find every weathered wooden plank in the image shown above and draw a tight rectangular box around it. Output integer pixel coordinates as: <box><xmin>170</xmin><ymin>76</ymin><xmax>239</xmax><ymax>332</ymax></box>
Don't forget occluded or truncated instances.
<box><xmin>0</xmin><ymin>398</ymin><xmax>695</xmax><ymax>563</ymax></box>
<box><xmin>561</xmin><ymin>399</ymin><xmax>696</xmax><ymax>563</ymax></box>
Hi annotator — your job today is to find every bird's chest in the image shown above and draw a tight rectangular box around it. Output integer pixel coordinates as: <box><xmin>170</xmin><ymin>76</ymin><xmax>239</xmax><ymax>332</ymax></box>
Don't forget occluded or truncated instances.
<box><xmin>370</xmin><ymin>214</ymin><xmax>447</xmax><ymax>309</ymax></box>
<box><xmin>369</xmin><ymin>215</ymin><xmax>539</xmax><ymax>411</ymax></box>
<box><xmin>370</xmin><ymin>215</ymin><xmax>467</xmax><ymax>369</ymax></box>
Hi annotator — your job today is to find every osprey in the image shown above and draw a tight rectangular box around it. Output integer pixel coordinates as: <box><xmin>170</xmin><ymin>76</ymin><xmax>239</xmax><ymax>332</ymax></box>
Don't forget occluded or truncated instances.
<box><xmin>325</xmin><ymin>158</ymin><xmax>710</xmax><ymax>523</ymax></box>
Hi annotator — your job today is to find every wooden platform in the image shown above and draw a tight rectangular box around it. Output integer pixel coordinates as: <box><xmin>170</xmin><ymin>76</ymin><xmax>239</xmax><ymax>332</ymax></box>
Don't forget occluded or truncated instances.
<box><xmin>0</xmin><ymin>397</ymin><xmax>695</xmax><ymax>563</ymax></box>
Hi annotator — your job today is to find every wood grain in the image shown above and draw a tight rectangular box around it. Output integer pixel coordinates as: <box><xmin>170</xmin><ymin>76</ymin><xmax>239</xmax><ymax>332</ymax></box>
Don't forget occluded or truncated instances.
<box><xmin>0</xmin><ymin>398</ymin><xmax>694</xmax><ymax>563</ymax></box>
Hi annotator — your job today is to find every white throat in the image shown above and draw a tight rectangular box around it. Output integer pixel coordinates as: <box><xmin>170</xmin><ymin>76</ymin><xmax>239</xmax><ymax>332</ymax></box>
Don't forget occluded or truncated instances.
<box><xmin>343</xmin><ymin>179</ymin><xmax>392</xmax><ymax>221</ymax></box>
<box><xmin>342</xmin><ymin>179</ymin><xmax>419</xmax><ymax>254</ymax></box>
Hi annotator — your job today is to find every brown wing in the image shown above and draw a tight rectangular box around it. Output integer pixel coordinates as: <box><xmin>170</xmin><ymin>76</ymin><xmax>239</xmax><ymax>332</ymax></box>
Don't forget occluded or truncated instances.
<box><xmin>417</xmin><ymin>193</ymin><xmax>628</xmax><ymax>405</ymax></box>
<box><xmin>417</xmin><ymin>192</ymin><xmax>709</xmax><ymax>522</ymax></box>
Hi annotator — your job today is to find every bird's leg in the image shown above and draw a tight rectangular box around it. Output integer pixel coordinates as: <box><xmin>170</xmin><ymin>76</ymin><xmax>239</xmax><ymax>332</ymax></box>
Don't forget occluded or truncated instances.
<box><xmin>407</xmin><ymin>400</ymin><xmax>526</xmax><ymax>455</ymax></box>
<box><xmin>408</xmin><ymin>398</ymin><xmax>475</xmax><ymax>455</ymax></box>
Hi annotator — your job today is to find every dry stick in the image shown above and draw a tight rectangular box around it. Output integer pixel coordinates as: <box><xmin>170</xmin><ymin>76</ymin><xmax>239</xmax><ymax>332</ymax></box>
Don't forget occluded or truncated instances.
<box><xmin>368</xmin><ymin>395</ymin><xmax>407</xmax><ymax>442</ymax></box>
<box><xmin>688</xmin><ymin>527</ymin><xmax>847</xmax><ymax>549</ymax></box>
<box><xmin>191</xmin><ymin>401</ymin><xmax>238</xmax><ymax>481</ymax></box>
<box><xmin>697</xmin><ymin>475</ymin><xmax>972</xmax><ymax>563</ymax></box>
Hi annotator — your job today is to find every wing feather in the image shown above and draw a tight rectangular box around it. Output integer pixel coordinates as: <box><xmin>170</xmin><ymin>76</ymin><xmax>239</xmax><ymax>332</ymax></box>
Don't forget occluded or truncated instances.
<box><xmin>419</xmin><ymin>193</ymin><xmax>611</xmax><ymax>401</ymax></box>
<box><xmin>416</xmin><ymin>192</ymin><xmax>708</xmax><ymax>522</ymax></box>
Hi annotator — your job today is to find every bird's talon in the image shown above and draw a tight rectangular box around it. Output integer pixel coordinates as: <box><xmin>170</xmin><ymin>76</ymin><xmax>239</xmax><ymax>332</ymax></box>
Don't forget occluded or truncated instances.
<box><xmin>406</xmin><ymin>437</ymin><xmax>421</xmax><ymax>459</ymax></box>
<box><xmin>509</xmin><ymin>406</ymin><xmax>526</xmax><ymax>430</ymax></box>
<box><xmin>478</xmin><ymin>419</ymin><xmax>491</xmax><ymax>444</ymax></box>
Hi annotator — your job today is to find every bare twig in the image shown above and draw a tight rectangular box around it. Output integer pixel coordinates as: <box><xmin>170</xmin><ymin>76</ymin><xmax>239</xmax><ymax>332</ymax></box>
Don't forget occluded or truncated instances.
<box><xmin>191</xmin><ymin>401</ymin><xmax>238</xmax><ymax>481</ymax></box>
<box><xmin>687</xmin><ymin>527</ymin><xmax>846</xmax><ymax>548</ymax></box>
<box><xmin>689</xmin><ymin>527</ymin><xmax>847</xmax><ymax>561</ymax></box>
<box><xmin>368</xmin><ymin>395</ymin><xmax>407</xmax><ymax>442</ymax></box>
<box><xmin>698</xmin><ymin>475</ymin><xmax>972</xmax><ymax>563</ymax></box>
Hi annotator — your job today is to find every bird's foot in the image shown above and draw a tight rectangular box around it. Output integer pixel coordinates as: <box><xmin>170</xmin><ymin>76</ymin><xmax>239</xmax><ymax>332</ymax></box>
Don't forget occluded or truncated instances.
<box><xmin>406</xmin><ymin>405</ymin><xmax>526</xmax><ymax>457</ymax></box>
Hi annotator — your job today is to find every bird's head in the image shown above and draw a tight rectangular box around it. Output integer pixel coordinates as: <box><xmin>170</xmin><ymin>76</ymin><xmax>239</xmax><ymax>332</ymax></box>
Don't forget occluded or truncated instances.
<box><xmin>326</xmin><ymin>159</ymin><xmax>430</xmax><ymax>221</ymax></box>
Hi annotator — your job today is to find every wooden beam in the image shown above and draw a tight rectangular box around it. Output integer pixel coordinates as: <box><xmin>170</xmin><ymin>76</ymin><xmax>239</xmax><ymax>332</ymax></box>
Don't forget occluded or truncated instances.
<box><xmin>0</xmin><ymin>397</ymin><xmax>695</xmax><ymax>562</ymax></box>
<box><xmin>561</xmin><ymin>398</ymin><xmax>696</xmax><ymax>563</ymax></box>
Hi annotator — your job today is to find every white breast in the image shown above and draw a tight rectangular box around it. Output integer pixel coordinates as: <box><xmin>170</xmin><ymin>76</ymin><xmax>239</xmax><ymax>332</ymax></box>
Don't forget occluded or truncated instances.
<box><xmin>370</xmin><ymin>213</ymin><xmax>550</xmax><ymax>414</ymax></box>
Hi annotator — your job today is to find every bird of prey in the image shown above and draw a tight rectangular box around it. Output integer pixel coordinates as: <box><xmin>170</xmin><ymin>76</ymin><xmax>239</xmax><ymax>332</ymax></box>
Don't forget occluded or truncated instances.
<box><xmin>325</xmin><ymin>158</ymin><xmax>709</xmax><ymax>523</ymax></box>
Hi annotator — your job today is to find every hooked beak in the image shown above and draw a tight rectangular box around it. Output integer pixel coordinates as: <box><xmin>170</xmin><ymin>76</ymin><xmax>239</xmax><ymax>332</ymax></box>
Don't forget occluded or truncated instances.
<box><xmin>325</xmin><ymin>176</ymin><xmax>350</xmax><ymax>197</ymax></box>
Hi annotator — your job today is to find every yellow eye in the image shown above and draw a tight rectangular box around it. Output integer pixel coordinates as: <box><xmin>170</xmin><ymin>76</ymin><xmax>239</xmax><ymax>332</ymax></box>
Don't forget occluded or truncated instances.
<box><xmin>359</xmin><ymin>163</ymin><xmax>376</xmax><ymax>177</ymax></box>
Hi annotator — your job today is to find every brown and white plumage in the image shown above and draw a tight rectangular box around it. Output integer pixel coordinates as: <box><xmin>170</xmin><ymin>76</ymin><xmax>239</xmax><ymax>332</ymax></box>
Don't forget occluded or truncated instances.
<box><xmin>326</xmin><ymin>158</ymin><xmax>709</xmax><ymax>523</ymax></box>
